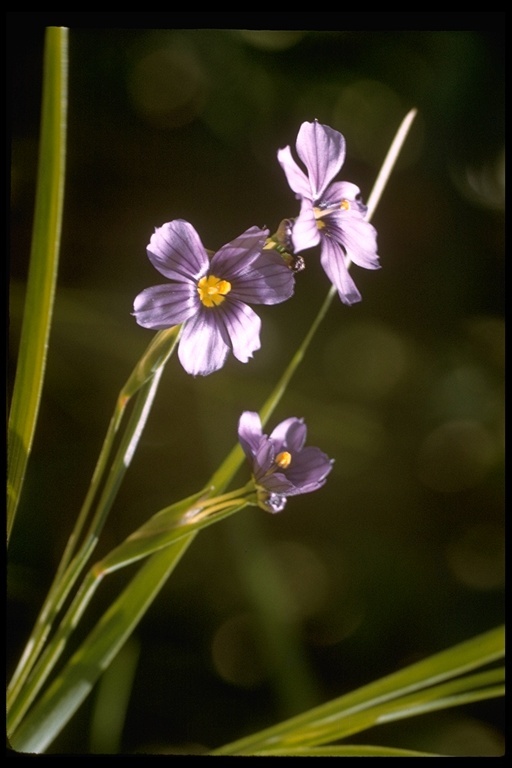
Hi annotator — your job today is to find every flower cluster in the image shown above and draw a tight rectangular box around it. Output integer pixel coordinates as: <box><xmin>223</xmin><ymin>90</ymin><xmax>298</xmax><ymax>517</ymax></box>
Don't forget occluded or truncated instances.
<box><xmin>132</xmin><ymin>121</ymin><xmax>377</xmax><ymax>511</ymax></box>
<box><xmin>134</xmin><ymin>121</ymin><xmax>379</xmax><ymax>376</ymax></box>
<box><xmin>238</xmin><ymin>411</ymin><xmax>333</xmax><ymax>513</ymax></box>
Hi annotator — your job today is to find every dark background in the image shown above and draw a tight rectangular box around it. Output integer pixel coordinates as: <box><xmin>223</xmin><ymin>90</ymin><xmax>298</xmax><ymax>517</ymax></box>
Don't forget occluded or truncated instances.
<box><xmin>8</xmin><ymin>16</ymin><xmax>505</xmax><ymax>755</ymax></box>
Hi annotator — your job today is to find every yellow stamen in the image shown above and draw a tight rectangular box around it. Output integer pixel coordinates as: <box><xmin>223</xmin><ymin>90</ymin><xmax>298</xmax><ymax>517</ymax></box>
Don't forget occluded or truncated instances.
<box><xmin>197</xmin><ymin>275</ymin><xmax>232</xmax><ymax>308</ymax></box>
<box><xmin>275</xmin><ymin>451</ymin><xmax>292</xmax><ymax>469</ymax></box>
<box><xmin>314</xmin><ymin>199</ymin><xmax>351</xmax><ymax>227</ymax></box>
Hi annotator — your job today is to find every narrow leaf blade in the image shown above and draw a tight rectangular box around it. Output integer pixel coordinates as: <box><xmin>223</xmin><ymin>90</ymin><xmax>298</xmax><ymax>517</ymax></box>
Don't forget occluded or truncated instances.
<box><xmin>8</xmin><ymin>27</ymin><xmax>68</xmax><ymax>539</ymax></box>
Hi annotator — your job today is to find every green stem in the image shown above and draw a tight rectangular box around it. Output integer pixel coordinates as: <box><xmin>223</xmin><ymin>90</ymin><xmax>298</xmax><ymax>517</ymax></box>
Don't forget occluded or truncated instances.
<box><xmin>10</xmin><ymin>536</ymin><xmax>194</xmax><ymax>754</ymax></box>
<box><xmin>7</xmin><ymin>373</ymin><xmax>159</xmax><ymax>711</ymax></box>
<box><xmin>8</xmin><ymin>329</ymin><xmax>180</xmax><ymax>713</ymax></box>
<box><xmin>53</xmin><ymin>394</ymin><xmax>127</xmax><ymax>582</ymax></box>
<box><xmin>7</xmin><ymin>490</ymin><xmax>252</xmax><ymax>733</ymax></box>
<box><xmin>365</xmin><ymin>108</ymin><xmax>417</xmax><ymax>222</ymax></box>
<box><xmin>56</xmin><ymin>325</ymin><xmax>181</xmax><ymax>579</ymax></box>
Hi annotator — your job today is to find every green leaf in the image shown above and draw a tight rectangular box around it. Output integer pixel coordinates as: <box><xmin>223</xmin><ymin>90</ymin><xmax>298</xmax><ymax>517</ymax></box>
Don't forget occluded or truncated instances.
<box><xmin>88</xmin><ymin>637</ymin><xmax>140</xmax><ymax>754</ymax></box>
<box><xmin>9</xmin><ymin>537</ymin><xmax>193</xmax><ymax>754</ymax></box>
<box><xmin>253</xmin><ymin>745</ymin><xmax>441</xmax><ymax>757</ymax></box>
<box><xmin>94</xmin><ymin>488</ymin><xmax>227</xmax><ymax>573</ymax></box>
<box><xmin>7</xmin><ymin>27</ymin><xmax>68</xmax><ymax>540</ymax></box>
<box><xmin>211</xmin><ymin>625</ymin><xmax>504</xmax><ymax>754</ymax></box>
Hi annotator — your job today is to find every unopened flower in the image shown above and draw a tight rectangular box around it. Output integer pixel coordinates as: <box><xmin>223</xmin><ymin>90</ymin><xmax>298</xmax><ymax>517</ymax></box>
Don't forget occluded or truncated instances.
<box><xmin>238</xmin><ymin>410</ymin><xmax>333</xmax><ymax>513</ymax></box>
<box><xmin>278</xmin><ymin>120</ymin><xmax>380</xmax><ymax>305</ymax></box>
<box><xmin>133</xmin><ymin>220</ymin><xmax>295</xmax><ymax>376</ymax></box>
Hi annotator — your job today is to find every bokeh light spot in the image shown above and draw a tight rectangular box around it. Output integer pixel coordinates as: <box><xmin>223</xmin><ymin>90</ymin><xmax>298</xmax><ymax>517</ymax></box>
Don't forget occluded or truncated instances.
<box><xmin>446</xmin><ymin>523</ymin><xmax>505</xmax><ymax>590</ymax></box>
<box><xmin>128</xmin><ymin>45</ymin><xmax>206</xmax><ymax>128</ymax></box>
<box><xmin>306</xmin><ymin>603</ymin><xmax>365</xmax><ymax>648</ymax></box>
<box><xmin>431</xmin><ymin>363</ymin><xmax>501</xmax><ymax>423</ymax></box>
<box><xmin>211</xmin><ymin>613</ymin><xmax>267</xmax><ymax>688</ymax></box>
<box><xmin>433</xmin><ymin>716</ymin><xmax>504</xmax><ymax>757</ymax></box>
<box><xmin>267</xmin><ymin>541</ymin><xmax>330</xmax><ymax>621</ymax></box>
<box><xmin>416</xmin><ymin>419</ymin><xmax>495</xmax><ymax>493</ymax></box>
<box><xmin>465</xmin><ymin>316</ymin><xmax>505</xmax><ymax>371</ymax></box>
<box><xmin>333</xmin><ymin>79</ymin><xmax>422</xmax><ymax>168</ymax></box>
<box><xmin>323</xmin><ymin>320</ymin><xmax>409</xmax><ymax>402</ymax></box>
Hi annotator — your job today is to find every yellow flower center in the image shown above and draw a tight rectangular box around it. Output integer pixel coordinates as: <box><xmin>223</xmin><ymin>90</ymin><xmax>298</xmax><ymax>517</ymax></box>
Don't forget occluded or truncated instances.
<box><xmin>313</xmin><ymin>199</ymin><xmax>351</xmax><ymax>229</ymax></box>
<box><xmin>197</xmin><ymin>275</ymin><xmax>232</xmax><ymax>308</ymax></box>
<box><xmin>275</xmin><ymin>451</ymin><xmax>292</xmax><ymax>469</ymax></box>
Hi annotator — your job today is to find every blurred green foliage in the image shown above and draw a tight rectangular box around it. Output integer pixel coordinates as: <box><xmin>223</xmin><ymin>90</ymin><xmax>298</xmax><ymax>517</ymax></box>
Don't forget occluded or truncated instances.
<box><xmin>8</xmin><ymin>22</ymin><xmax>504</xmax><ymax>755</ymax></box>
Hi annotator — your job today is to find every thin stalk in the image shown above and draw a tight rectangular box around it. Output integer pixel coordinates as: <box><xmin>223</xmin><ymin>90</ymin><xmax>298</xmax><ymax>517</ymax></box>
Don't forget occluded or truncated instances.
<box><xmin>10</xmin><ymin>537</ymin><xmax>193</xmax><ymax>753</ymax></box>
<box><xmin>54</xmin><ymin>393</ymin><xmax>128</xmax><ymax>582</ymax></box>
<box><xmin>261</xmin><ymin>284</ymin><xmax>336</xmax><ymax>425</ymax></box>
<box><xmin>7</xmin><ymin>356</ymin><xmax>170</xmax><ymax>710</ymax></box>
<box><xmin>56</xmin><ymin>325</ymin><xmax>181</xmax><ymax>579</ymax></box>
<box><xmin>8</xmin><ymin>326</ymin><xmax>180</xmax><ymax>704</ymax></box>
<box><xmin>7</xmin><ymin>490</ymin><xmax>252</xmax><ymax>733</ymax></box>
<box><xmin>365</xmin><ymin>108</ymin><xmax>418</xmax><ymax>222</ymax></box>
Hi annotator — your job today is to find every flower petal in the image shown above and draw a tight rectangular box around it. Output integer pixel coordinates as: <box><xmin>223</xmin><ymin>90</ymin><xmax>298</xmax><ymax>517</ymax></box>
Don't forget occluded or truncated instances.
<box><xmin>147</xmin><ymin>220</ymin><xmax>208</xmax><ymax>281</ymax></box>
<box><xmin>256</xmin><ymin>471</ymin><xmax>296</xmax><ymax>495</ymax></box>
<box><xmin>295</xmin><ymin>121</ymin><xmax>346</xmax><ymax>200</ymax></box>
<box><xmin>329</xmin><ymin>216</ymin><xmax>380</xmax><ymax>271</ymax></box>
<box><xmin>270</xmin><ymin>417</ymin><xmax>307</xmax><ymax>453</ymax></box>
<box><xmin>133</xmin><ymin>283</ymin><xmax>198</xmax><ymax>329</ymax></box>
<box><xmin>323</xmin><ymin>181</ymin><xmax>366</xmax><ymax>214</ymax></box>
<box><xmin>230</xmin><ymin>251</ymin><xmax>295</xmax><ymax>305</ymax></box>
<box><xmin>285</xmin><ymin>446</ymin><xmax>334</xmax><ymax>494</ymax></box>
<box><xmin>253</xmin><ymin>438</ymin><xmax>276</xmax><ymax>482</ymax></box>
<box><xmin>212</xmin><ymin>226</ymin><xmax>269</xmax><ymax>277</ymax></box>
<box><xmin>320</xmin><ymin>238</ymin><xmax>362</xmax><ymax>305</ymax></box>
<box><xmin>217</xmin><ymin>300</ymin><xmax>261</xmax><ymax>364</ymax></box>
<box><xmin>291</xmin><ymin>198</ymin><xmax>321</xmax><ymax>253</ymax></box>
<box><xmin>238</xmin><ymin>411</ymin><xmax>264</xmax><ymax>458</ymax></box>
<box><xmin>277</xmin><ymin>145</ymin><xmax>313</xmax><ymax>199</ymax></box>
<box><xmin>319</xmin><ymin>182</ymin><xmax>379</xmax><ymax>271</ymax></box>
<box><xmin>178</xmin><ymin>311</ymin><xmax>230</xmax><ymax>376</ymax></box>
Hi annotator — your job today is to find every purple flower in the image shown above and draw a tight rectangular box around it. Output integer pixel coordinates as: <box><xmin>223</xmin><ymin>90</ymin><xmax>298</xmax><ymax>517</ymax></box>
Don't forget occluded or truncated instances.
<box><xmin>238</xmin><ymin>411</ymin><xmax>334</xmax><ymax>513</ymax></box>
<box><xmin>133</xmin><ymin>220</ymin><xmax>295</xmax><ymax>376</ymax></box>
<box><xmin>277</xmin><ymin>120</ymin><xmax>380</xmax><ymax>305</ymax></box>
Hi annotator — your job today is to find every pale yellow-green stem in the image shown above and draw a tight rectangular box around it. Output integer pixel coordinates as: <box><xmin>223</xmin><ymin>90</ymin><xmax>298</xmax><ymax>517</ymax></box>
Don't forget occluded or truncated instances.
<box><xmin>7</xmin><ymin>486</ymin><xmax>253</xmax><ymax>733</ymax></box>
<box><xmin>7</xmin><ymin>328</ymin><xmax>180</xmax><ymax>713</ymax></box>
